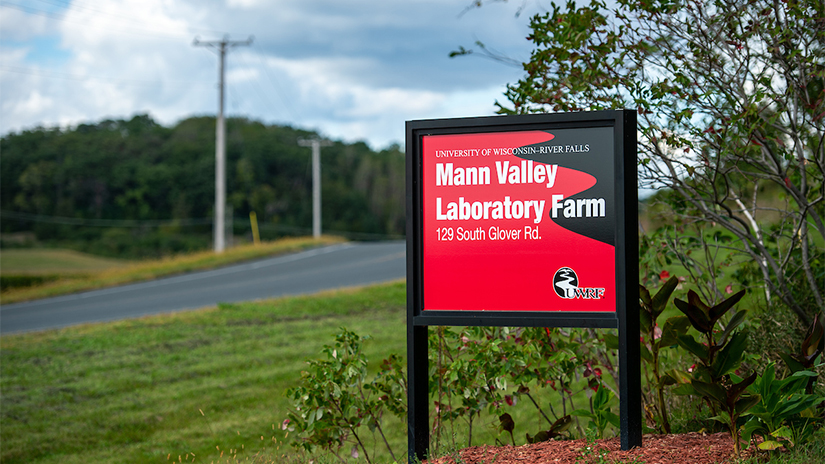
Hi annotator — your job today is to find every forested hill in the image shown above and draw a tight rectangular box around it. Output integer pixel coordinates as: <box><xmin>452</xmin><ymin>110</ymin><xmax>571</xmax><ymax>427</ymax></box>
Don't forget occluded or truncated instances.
<box><xmin>0</xmin><ymin>115</ymin><xmax>405</xmax><ymax>258</ymax></box>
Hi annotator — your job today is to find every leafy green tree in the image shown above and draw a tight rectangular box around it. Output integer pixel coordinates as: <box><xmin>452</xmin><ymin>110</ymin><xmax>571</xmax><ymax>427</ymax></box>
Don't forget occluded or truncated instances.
<box><xmin>1</xmin><ymin>115</ymin><xmax>405</xmax><ymax>257</ymax></box>
<box><xmin>492</xmin><ymin>0</ymin><xmax>825</xmax><ymax>325</ymax></box>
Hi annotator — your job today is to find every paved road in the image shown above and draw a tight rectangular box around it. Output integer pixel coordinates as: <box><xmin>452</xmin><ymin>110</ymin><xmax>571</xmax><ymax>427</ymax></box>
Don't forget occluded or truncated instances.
<box><xmin>1</xmin><ymin>241</ymin><xmax>406</xmax><ymax>334</ymax></box>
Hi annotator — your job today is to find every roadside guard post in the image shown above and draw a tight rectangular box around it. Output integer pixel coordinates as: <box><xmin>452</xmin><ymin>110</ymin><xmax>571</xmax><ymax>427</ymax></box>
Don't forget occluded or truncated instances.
<box><xmin>405</xmin><ymin>110</ymin><xmax>640</xmax><ymax>462</ymax></box>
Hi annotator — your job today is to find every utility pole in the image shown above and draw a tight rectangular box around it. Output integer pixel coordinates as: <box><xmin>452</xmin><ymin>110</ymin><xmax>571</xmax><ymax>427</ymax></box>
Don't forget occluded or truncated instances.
<box><xmin>298</xmin><ymin>137</ymin><xmax>332</xmax><ymax>238</ymax></box>
<box><xmin>194</xmin><ymin>35</ymin><xmax>253</xmax><ymax>253</ymax></box>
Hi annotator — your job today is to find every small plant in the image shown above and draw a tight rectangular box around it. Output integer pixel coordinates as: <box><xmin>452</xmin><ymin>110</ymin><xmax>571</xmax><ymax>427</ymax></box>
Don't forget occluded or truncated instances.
<box><xmin>431</xmin><ymin>326</ymin><xmax>577</xmax><ymax>448</ymax></box>
<box><xmin>638</xmin><ymin>275</ymin><xmax>689</xmax><ymax>433</ymax></box>
<box><xmin>571</xmin><ymin>381</ymin><xmax>620</xmax><ymax>439</ymax></box>
<box><xmin>433</xmin><ymin>326</ymin><xmax>512</xmax><ymax>448</ymax></box>
<box><xmin>574</xmin><ymin>438</ymin><xmax>609</xmax><ymax>464</ymax></box>
<box><xmin>285</xmin><ymin>328</ymin><xmax>401</xmax><ymax>464</ymax></box>
<box><xmin>498</xmin><ymin>412</ymin><xmax>516</xmax><ymax>446</ymax></box>
<box><xmin>741</xmin><ymin>363</ymin><xmax>824</xmax><ymax>451</ymax></box>
<box><xmin>673</xmin><ymin>289</ymin><xmax>759</xmax><ymax>457</ymax></box>
<box><xmin>606</xmin><ymin>275</ymin><xmax>690</xmax><ymax>434</ymax></box>
<box><xmin>779</xmin><ymin>314</ymin><xmax>825</xmax><ymax>394</ymax></box>
<box><xmin>525</xmin><ymin>415</ymin><xmax>573</xmax><ymax>444</ymax></box>
<box><xmin>743</xmin><ymin>315</ymin><xmax>825</xmax><ymax>452</ymax></box>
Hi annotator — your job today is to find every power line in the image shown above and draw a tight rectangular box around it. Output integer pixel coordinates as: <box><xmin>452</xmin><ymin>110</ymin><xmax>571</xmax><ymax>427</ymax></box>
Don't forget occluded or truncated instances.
<box><xmin>231</xmin><ymin>51</ymin><xmax>280</xmax><ymax>118</ymax></box>
<box><xmin>0</xmin><ymin>210</ymin><xmax>405</xmax><ymax>239</ymax></box>
<box><xmin>251</xmin><ymin>43</ymin><xmax>300</xmax><ymax>122</ymax></box>
<box><xmin>0</xmin><ymin>210</ymin><xmax>212</xmax><ymax>227</ymax></box>
<box><xmin>0</xmin><ymin>65</ymin><xmax>212</xmax><ymax>88</ymax></box>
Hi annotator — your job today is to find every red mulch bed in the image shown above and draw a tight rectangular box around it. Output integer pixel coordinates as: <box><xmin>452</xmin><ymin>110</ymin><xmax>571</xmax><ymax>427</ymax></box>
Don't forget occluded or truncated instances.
<box><xmin>426</xmin><ymin>432</ymin><xmax>759</xmax><ymax>464</ymax></box>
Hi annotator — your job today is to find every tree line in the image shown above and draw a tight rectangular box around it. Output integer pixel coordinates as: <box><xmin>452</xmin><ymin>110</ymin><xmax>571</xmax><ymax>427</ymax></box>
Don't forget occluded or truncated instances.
<box><xmin>0</xmin><ymin>114</ymin><xmax>405</xmax><ymax>258</ymax></box>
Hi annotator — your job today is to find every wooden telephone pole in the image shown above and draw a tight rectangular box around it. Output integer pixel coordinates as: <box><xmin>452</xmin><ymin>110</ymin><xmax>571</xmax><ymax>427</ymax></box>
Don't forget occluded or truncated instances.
<box><xmin>298</xmin><ymin>137</ymin><xmax>332</xmax><ymax>238</ymax></box>
<box><xmin>193</xmin><ymin>35</ymin><xmax>253</xmax><ymax>252</ymax></box>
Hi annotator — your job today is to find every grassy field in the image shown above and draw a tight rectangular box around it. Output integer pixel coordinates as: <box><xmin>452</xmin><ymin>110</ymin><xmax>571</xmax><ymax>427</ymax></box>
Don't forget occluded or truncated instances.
<box><xmin>0</xmin><ymin>248</ymin><xmax>128</xmax><ymax>274</ymax></box>
<box><xmin>0</xmin><ymin>281</ymin><xmax>408</xmax><ymax>464</ymax></box>
<box><xmin>0</xmin><ymin>236</ymin><xmax>344</xmax><ymax>304</ymax></box>
<box><xmin>0</xmin><ymin>279</ymin><xmax>614</xmax><ymax>464</ymax></box>
<box><xmin>2</xmin><ymin>279</ymin><xmax>822</xmax><ymax>464</ymax></box>
<box><xmin>0</xmin><ymin>278</ymin><xmax>600</xmax><ymax>464</ymax></box>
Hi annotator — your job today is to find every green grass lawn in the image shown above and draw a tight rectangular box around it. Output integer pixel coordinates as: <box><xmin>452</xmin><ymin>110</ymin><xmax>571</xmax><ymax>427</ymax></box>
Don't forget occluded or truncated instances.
<box><xmin>0</xmin><ymin>281</ymin><xmax>408</xmax><ymax>464</ymax></box>
<box><xmin>0</xmin><ymin>248</ymin><xmax>129</xmax><ymax>274</ymax></box>
<box><xmin>0</xmin><ymin>279</ymin><xmax>617</xmax><ymax>464</ymax></box>
<box><xmin>2</xmin><ymin>278</ymin><xmax>822</xmax><ymax>464</ymax></box>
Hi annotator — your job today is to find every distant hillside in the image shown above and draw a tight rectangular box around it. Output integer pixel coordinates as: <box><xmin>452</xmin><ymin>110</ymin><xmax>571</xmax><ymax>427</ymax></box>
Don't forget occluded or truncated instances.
<box><xmin>0</xmin><ymin>115</ymin><xmax>404</xmax><ymax>258</ymax></box>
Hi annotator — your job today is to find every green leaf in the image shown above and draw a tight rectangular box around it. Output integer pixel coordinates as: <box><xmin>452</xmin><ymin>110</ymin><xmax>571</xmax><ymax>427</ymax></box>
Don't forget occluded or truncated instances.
<box><xmin>775</xmin><ymin>396</ymin><xmax>822</xmax><ymax>419</ymax></box>
<box><xmin>708</xmin><ymin>290</ymin><xmax>746</xmax><ymax>323</ymax></box>
<box><xmin>779</xmin><ymin>352</ymin><xmax>806</xmax><ymax>374</ymax></box>
<box><xmin>603</xmin><ymin>410</ymin><xmax>620</xmax><ymax>428</ymax></box>
<box><xmin>709</xmin><ymin>411</ymin><xmax>731</xmax><ymax>426</ymax></box>
<box><xmin>640</xmin><ymin>306</ymin><xmax>653</xmax><ymax>333</ymax></box>
<box><xmin>687</xmin><ymin>290</ymin><xmax>711</xmax><ymax>314</ymax></box>
<box><xmin>659</xmin><ymin>373</ymin><xmax>678</xmax><ymax>388</ymax></box>
<box><xmin>674</xmin><ymin>296</ymin><xmax>712</xmax><ymax>333</ymax></box>
<box><xmin>659</xmin><ymin>315</ymin><xmax>690</xmax><ymax>347</ymax></box>
<box><xmin>789</xmin><ymin>370</ymin><xmax>819</xmax><ymax>379</ymax></box>
<box><xmin>640</xmin><ymin>343</ymin><xmax>653</xmax><ymax>363</ymax></box>
<box><xmin>666</xmin><ymin>368</ymin><xmax>692</xmax><ymax>384</ymax></box>
<box><xmin>639</xmin><ymin>284</ymin><xmax>653</xmax><ymax>308</ymax></box>
<box><xmin>773</xmin><ymin>425</ymin><xmax>794</xmax><ymax>440</ymax></box>
<box><xmin>678</xmin><ymin>334</ymin><xmax>709</xmax><ymax>361</ymax></box>
<box><xmin>604</xmin><ymin>332</ymin><xmax>619</xmax><ymax>350</ymax></box>
<box><xmin>593</xmin><ymin>384</ymin><xmax>611</xmax><ymax>410</ymax></box>
<box><xmin>757</xmin><ymin>363</ymin><xmax>777</xmax><ymax>398</ymax></box>
<box><xmin>640</xmin><ymin>284</ymin><xmax>654</xmax><ymax>333</ymax></box>
<box><xmin>758</xmin><ymin>440</ymin><xmax>784</xmax><ymax>451</ymax></box>
<box><xmin>742</xmin><ymin>417</ymin><xmax>768</xmax><ymax>443</ymax></box>
<box><xmin>734</xmin><ymin>394</ymin><xmax>761</xmax><ymax>415</ymax></box>
<box><xmin>801</xmin><ymin>314</ymin><xmax>824</xmax><ymax>360</ymax></box>
<box><xmin>570</xmin><ymin>409</ymin><xmax>596</xmax><ymax>419</ymax></box>
<box><xmin>728</xmin><ymin>372</ymin><xmax>758</xmax><ymax>407</ymax></box>
<box><xmin>692</xmin><ymin>380</ymin><xmax>727</xmax><ymax>404</ymax></box>
<box><xmin>719</xmin><ymin>310</ymin><xmax>748</xmax><ymax>345</ymax></box>
<box><xmin>499</xmin><ymin>413</ymin><xmax>515</xmax><ymax>433</ymax></box>
<box><xmin>651</xmin><ymin>275</ymin><xmax>679</xmax><ymax>318</ymax></box>
<box><xmin>526</xmin><ymin>430</ymin><xmax>549</xmax><ymax>444</ymax></box>
<box><xmin>550</xmin><ymin>414</ymin><xmax>573</xmax><ymax>434</ymax></box>
<box><xmin>712</xmin><ymin>330</ymin><xmax>748</xmax><ymax>379</ymax></box>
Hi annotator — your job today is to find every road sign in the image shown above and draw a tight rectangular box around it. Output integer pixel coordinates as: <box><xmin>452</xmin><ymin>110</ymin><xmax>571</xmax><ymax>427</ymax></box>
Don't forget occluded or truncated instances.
<box><xmin>405</xmin><ymin>111</ymin><xmax>640</xmax><ymax>461</ymax></box>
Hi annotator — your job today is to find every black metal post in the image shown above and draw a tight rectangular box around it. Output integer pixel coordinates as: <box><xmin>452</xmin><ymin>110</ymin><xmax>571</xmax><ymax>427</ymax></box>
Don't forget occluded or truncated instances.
<box><xmin>407</xmin><ymin>324</ymin><xmax>429</xmax><ymax>463</ymax></box>
<box><xmin>617</xmin><ymin>109</ymin><xmax>642</xmax><ymax>450</ymax></box>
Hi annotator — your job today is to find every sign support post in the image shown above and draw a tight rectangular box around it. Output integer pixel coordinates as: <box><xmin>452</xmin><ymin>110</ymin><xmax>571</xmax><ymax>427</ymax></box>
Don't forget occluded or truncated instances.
<box><xmin>406</xmin><ymin>110</ymin><xmax>639</xmax><ymax>463</ymax></box>
<box><xmin>616</xmin><ymin>110</ymin><xmax>642</xmax><ymax>449</ymax></box>
<box><xmin>406</xmin><ymin>325</ymin><xmax>429</xmax><ymax>461</ymax></box>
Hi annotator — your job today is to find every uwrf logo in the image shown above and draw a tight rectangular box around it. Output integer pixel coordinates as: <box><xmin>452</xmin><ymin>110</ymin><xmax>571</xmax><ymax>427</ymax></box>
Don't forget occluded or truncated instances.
<box><xmin>553</xmin><ymin>267</ymin><xmax>606</xmax><ymax>300</ymax></box>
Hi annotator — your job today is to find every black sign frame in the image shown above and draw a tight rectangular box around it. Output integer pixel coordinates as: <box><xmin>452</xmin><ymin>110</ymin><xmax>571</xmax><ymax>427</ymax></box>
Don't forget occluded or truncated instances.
<box><xmin>406</xmin><ymin>110</ymin><xmax>640</xmax><ymax>462</ymax></box>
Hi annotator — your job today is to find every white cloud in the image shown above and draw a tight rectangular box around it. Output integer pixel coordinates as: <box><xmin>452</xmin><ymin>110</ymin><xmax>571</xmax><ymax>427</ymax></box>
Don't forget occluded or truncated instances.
<box><xmin>0</xmin><ymin>47</ymin><xmax>28</xmax><ymax>64</ymax></box>
<box><xmin>227</xmin><ymin>67</ymin><xmax>260</xmax><ymax>83</ymax></box>
<box><xmin>12</xmin><ymin>90</ymin><xmax>54</xmax><ymax>118</ymax></box>
<box><xmin>0</xmin><ymin>0</ymin><xmax>537</xmax><ymax>148</ymax></box>
<box><xmin>0</xmin><ymin>7</ymin><xmax>51</xmax><ymax>40</ymax></box>
<box><xmin>226</xmin><ymin>0</ymin><xmax>262</xmax><ymax>8</ymax></box>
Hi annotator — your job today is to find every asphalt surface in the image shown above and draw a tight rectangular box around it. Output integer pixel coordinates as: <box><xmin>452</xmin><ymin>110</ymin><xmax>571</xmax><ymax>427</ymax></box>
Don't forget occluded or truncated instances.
<box><xmin>0</xmin><ymin>241</ymin><xmax>406</xmax><ymax>334</ymax></box>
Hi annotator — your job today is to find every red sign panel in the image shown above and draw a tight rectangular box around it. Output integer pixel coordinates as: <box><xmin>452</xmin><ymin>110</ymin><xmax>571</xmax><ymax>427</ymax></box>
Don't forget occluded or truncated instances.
<box><xmin>421</xmin><ymin>127</ymin><xmax>615</xmax><ymax>312</ymax></box>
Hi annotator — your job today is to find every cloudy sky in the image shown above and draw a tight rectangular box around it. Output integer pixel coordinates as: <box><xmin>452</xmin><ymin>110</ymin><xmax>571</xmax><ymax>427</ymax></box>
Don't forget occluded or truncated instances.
<box><xmin>1</xmin><ymin>0</ymin><xmax>549</xmax><ymax>149</ymax></box>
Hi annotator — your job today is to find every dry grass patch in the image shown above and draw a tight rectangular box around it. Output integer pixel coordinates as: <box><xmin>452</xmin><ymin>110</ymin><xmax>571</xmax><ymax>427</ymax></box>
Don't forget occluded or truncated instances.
<box><xmin>1</xmin><ymin>236</ymin><xmax>344</xmax><ymax>303</ymax></box>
